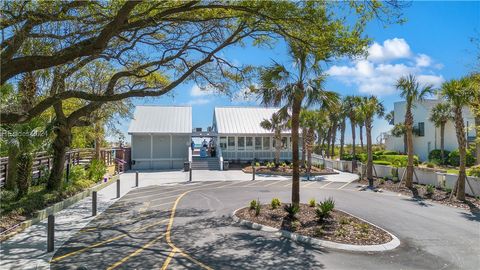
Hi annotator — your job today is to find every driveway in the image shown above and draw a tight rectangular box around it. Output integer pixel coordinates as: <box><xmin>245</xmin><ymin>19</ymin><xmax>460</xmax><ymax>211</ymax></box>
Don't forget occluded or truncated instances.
<box><xmin>49</xmin><ymin>178</ymin><xmax>479</xmax><ymax>270</ymax></box>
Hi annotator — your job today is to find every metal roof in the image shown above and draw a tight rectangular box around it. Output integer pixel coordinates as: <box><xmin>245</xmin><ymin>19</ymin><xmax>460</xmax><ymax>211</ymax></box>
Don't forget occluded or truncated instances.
<box><xmin>214</xmin><ymin>107</ymin><xmax>290</xmax><ymax>134</ymax></box>
<box><xmin>128</xmin><ymin>106</ymin><xmax>192</xmax><ymax>134</ymax></box>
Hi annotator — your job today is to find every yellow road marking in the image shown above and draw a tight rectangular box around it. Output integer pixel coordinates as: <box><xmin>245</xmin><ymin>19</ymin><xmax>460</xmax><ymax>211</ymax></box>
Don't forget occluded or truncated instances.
<box><xmin>107</xmin><ymin>232</ymin><xmax>167</xmax><ymax>270</ymax></box>
<box><xmin>338</xmin><ymin>181</ymin><xmax>353</xmax><ymax>190</ymax></box>
<box><xmin>161</xmin><ymin>248</ymin><xmax>178</xmax><ymax>270</ymax></box>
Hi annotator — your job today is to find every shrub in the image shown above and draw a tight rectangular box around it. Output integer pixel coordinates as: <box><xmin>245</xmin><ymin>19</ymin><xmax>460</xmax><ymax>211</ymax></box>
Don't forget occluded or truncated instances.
<box><xmin>70</xmin><ymin>165</ymin><xmax>87</xmax><ymax>183</ymax></box>
<box><xmin>308</xmin><ymin>198</ymin><xmax>316</xmax><ymax>207</ymax></box>
<box><xmin>467</xmin><ymin>165</ymin><xmax>480</xmax><ymax>177</ymax></box>
<box><xmin>254</xmin><ymin>199</ymin><xmax>261</xmax><ymax>216</ymax></box>
<box><xmin>377</xmin><ymin>155</ymin><xmax>419</xmax><ymax>167</ymax></box>
<box><xmin>425</xmin><ymin>184</ymin><xmax>435</xmax><ymax>195</ymax></box>
<box><xmin>291</xmin><ymin>220</ymin><xmax>300</xmax><ymax>231</ymax></box>
<box><xmin>283</xmin><ymin>203</ymin><xmax>300</xmax><ymax>219</ymax></box>
<box><xmin>316</xmin><ymin>197</ymin><xmax>335</xmax><ymax>221</ymax></box>
<box><xmin>373</xmin><ymin>160</ymin><xmax>392</xmax><ymax>166</ymax></box>
<box><xmin>339</xmin><ymin>217</ymin><xmax>350</xmax><ymax>225</ymax></box>
<box><xmin>382</xmin><ymin>150</ymin><xmax>398</xmax><ymax>155</ymax></box>
<box><xmin>428</xmin><ymin>149</ymin><xmax>450</xmax><ymax>164</ymax></box>
<box><xmin>270</xmin><ymin>198</ymin><xmax>281</xmax><ymax>209</ymax></box>
<box><xmin>87</xmin><ymin>159</ymin><xmax>106</xmax><ymax>182</ymax></box>
<box><xmin>255</xmin><ymin>162</ymin><xmax>261</xmax><ymax>167</ymax></box>
<box><xmin>448</xmin><ymin>149</ymin><xmax>476</xmax><ymax>167</ymax></box>
<box><xmin>249</xmin><ymin>199</ymin><xmax>257</xmax><ymax>210</ymax></box>
<box><xmin>314</xmin><ymin>226</ymin><xmax>324</xmax><ymax>237</ymax></box>
<box><xmin>378</xmin><ymin>178</ymin><xmax>385</xmax><ymax>185</ymax></box>
<box><xmin>340</xmin><ymin>154</ymin><xmax>360</xmax><ymax>161</ymax></box>
<box><xmin>425</xmin><ymin>162</ymin><xmax>435</xmax><ymax>168</ymax></box>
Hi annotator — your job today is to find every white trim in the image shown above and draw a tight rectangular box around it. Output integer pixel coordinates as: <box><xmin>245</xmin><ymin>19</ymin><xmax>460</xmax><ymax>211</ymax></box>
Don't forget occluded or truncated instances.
<box><xmin>134</xmin><ymin>158</ymin><xmax>186</xmax><ymax>161</ymax></box>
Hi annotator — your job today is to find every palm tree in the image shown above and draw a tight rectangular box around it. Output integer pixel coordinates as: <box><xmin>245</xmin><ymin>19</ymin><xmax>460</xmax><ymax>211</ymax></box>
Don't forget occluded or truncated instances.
<box><xmin>344</xmin><ymin>95</ymin><xmax>362</xmax><ymax>170</ymax></box>
<box><xmin>359</xmin><ymin>96</ymin><xmax>385</xmax><ymax>187</ymax></box>
<box><xmin>396</xmin><ymin>74</ymin><xmax>434</xmax><ymax>188</ymax></box>
<box><xmin>391</xmin><ymin>123</ymin><xmax>407</xmax><ymax>153</ymax></box>
<box><xmin>356</xmin><ymin>107</ymin><xmax>366</xmax><ymax>150</ymax></box>
<box><xmin>441</xmin><ymin>78</ymin><xmax>473</xmax><ymax>201</ymax></box>
<box><xmin>429</xmin><ymin>102</ymin><xmax>452</xmax><ymax>163</ymax></box>
<box><xmin>468</xmin><ymin>73</ymin><xmax>480</xmax><ymax>165</ymax></box>
<box><xmin>260</xmin><ymin>112</ymin><xmax>286</xmax><ymax>165</ymax></box>
<box><xmin>385</xmin><ymin>110</ymin><xmax>395</xmax><ymax>125</ymax></box>
<box><xmin>256</xmin><ymin>43</ymin><xmax>339</xmax><ymax>206</ymax></box>
<box><xmin>300</xmin><ymin>110</ymin><xmax>323</xmax><ymax>173</ymax></box>
<box><xmin>339</xmin><ymin>99</ymin><xmax>348</xmax><ymax>158</ymax></box>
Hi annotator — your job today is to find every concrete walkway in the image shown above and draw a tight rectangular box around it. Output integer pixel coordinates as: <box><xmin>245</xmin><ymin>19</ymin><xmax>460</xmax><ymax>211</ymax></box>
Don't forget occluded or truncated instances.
<box><xmin>0</xmin><ymin>169</ymin><xmax>356</xmax><ymax>269</ymax></box>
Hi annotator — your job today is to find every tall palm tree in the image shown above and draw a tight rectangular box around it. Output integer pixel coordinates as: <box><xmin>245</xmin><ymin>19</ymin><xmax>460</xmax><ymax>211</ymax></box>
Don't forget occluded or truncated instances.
<box><xmin>385</xmin><ymin>110</ymin><xmax>395</xmax><ymax>125</ymax></box>
<box><xmin>391</xmin><ymin>123</ymin><xmax>407</xmax><ymax>153</ymax></box>
<box><xmin>344</xmin><ymin>95</ymin><xmax>362</xmax><ymax>169</ymax></box>
<box><xmin>359</xmin><ymin>96</ymin><xmax>385</xmax><ymax>187</ymax></box>
<box><xmin>396</xmin><ymin>74</ymin><xmax>434</xmax><ymax>188</ymax></box>
<box><xmin>300</xmin><ymin>110</ymin><xmax>323</xmax><ymax>173</ymax></box>
<box><xmin>468</xmin><ymin>73</ymin><xmax>480</xmax><ymax>165</ymax></box>
<box><xmin>441</xmin><ymin>78</ymin><xmax>473</xmax><ymax>201</ymax></box>
<box><xmin>356</xmin><ymin>107</ymin><xmax>366</xmax><ymax>150</ymax></box>
<box><xmin>429</xmin><ymin>102</ymin><xmax>452</xmax><ymax>163</ymax></box>
<box><xmin>260</xmin><ymin>112</ymin><xmax>286</xmax><ymax>165</ymax></box>
<box><xmin>339</xmin><ymin>98</ymin><xmax>348</xmax><ymax>158</ymax></box>
<box><xmin>256</xmin><ymin>43</ymin><xmax>339</xmax><ymax>206</ymax></box>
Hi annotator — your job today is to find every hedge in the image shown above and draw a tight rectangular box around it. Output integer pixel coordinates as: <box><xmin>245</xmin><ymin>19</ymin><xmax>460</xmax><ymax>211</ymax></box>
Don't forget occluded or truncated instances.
<box><xmin>448</xmin><ymin>149</ymin><xmax>476</xmax><ymax>167</ymax></box>
<box><xmin>373</xmin><ymin>160</ymin><xmax>392</xmax><ymax>166</ymax></box>
<box><xmin>377</xmin><ymin>154</ymin><xmax>419</xmax><ymax>167</ymax></box>
<box><xmin>428</xmin><ymin>149</ymin><xmax>450</xmax><ymax>164</ymax></box>
<box><xmin>467</xmin><ymin>165</ymin><xmax>480</xmax><ymax>177</ymax></box>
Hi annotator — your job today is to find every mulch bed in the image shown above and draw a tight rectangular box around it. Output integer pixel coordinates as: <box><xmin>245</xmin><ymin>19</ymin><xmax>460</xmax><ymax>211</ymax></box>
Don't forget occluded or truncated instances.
<box><xmin>358</xmin><ymin>178</ymin><xmax>480</xmax><ymax>211</ymax></box>
<box><xmin>236</xmin><ymin>203</ymin><xmax>392</xmax><ymax>245</ymax></box>
<box><xmin>243</xmin><ymin>166</ymin><xmax>335</xmax><ymax>175</ymax></box>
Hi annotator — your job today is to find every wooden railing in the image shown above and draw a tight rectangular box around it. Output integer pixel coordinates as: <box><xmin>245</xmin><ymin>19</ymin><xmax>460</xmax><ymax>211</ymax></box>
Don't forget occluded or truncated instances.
<box><xmin>0</xmin><ymin>147</ymin><xmax>131</xmax><ymax>187</ymax></box>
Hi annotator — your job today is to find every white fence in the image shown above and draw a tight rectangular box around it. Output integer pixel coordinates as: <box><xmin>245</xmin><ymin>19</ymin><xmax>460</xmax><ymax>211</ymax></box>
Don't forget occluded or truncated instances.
<box><xmin>311</xmin><ymin>154</ymin><xmax>480</xmax><ymax>197</ymax></box>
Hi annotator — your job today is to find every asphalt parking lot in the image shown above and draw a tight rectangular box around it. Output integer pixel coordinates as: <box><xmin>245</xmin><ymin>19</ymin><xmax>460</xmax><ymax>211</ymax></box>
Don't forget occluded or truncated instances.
<box><xmin>50</xmin><ymin>179</ymin><xmax>480</xmax><ymax>270</ymax></box>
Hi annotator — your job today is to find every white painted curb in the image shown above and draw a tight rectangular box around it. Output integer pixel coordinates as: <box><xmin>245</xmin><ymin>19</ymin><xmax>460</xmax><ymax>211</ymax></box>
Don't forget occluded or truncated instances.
<box><xmin>232</xmin><ymin>208</ymin><xmax>400</xmax><ymax>252</ymax></box>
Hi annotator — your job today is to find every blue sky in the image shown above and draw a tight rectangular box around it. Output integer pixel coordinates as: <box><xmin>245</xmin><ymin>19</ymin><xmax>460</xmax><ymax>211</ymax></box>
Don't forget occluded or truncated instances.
<box><xmin>115</xmin><ymin>1</ymin><xmax>479</xmax><ymax>144</ymax></box>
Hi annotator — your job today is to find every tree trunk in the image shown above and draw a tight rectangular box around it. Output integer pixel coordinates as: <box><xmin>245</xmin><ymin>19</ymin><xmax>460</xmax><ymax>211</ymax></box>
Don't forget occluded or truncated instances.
<box><xmin>5</xmin><ymin>144</ymin><xmax>19</xmax><ymax>191</ymax></box>
<box><xmin>301</xmin><ymin>127</ymin><xmax>307</xmax><ymax>167</ymax></box>
<box><xmin>326</xmin><ymin>127</ymin><xmax>332</xmax><ymax>158</ymax></box>
<box><xmin>16</xmin><ymin>152</ymin><xmax>33</xmax><ymax>198</ymax></box>
<box><xmin>351</xmin><ymin>120</ymin><xmax>357</xmax><ymax>171</ymax></box>
<box><xmin>405</xmin><ymin>107</ymin><xmax>414</xmax><ymax>188</ymax></box>
<box><xmin>476</xmin><ymin>116</ymin><xmax>480</xmax><ymax>165</ymax></box>
<box><xmin>440</xmin><ymin>123</ymin><xmax>445</xmax><ymax>164</ymax></box>
<box><xmin>47</xmin><ymin>123</ymin><xmax>72</xmax><ymax>190</ymax></box>
<box><xmin>403</xmin><ymin>133</ymin><xmax>407</xmax><ymax>154</ymax></box>
<box><xmin>307</xmin><ymin>128</ymin><xmax>314</xmax><ymax>173</ymax></box>
<box><xmin>366</xmin><ymin>121</ymin><xmax>374</xmax><ymax>187</ymax></box>
<box><xmin>291</xmin><ymin>92</ymin><xmax>303</xmax><ymax>206</ymax></box>
<box><xmin>453</xmin><ymin>107</ymin><xmax>466</xmax><ymax>201</ymax></box>
<box><xmin>359</xmin><ymin>124</ymin><xmax>364</xmax><ymax>150</ymax></box>
<box><xmin>274</xmin><ymin>130</ymin><xmax>281</xmax><ymax>165</ymax></box>
<box><xmin>331</xmin><ymin>123</ymin><xmax>337</xmax><ymax>158</ymax></box>
<box><xmin>339</xmin><ymin>118</ymin><xmax>346</xmax><ymax>158</ymax></box>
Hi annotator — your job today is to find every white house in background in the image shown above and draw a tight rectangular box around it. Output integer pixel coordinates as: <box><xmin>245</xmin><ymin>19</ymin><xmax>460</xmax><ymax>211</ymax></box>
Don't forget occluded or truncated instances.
<box><xmin>384</xmin><ymin>99</ymin><xmax>476</xmax><ymax>161</ymax></box>
<box><xmin>128</xmin><ymin>106</ymin><xmax>191</xmax><ymax>170</ymax></box>
<box><xmin>213</xmin><ymin>107</ymin><xmax>300</xmax><ymax>162</ymax></box>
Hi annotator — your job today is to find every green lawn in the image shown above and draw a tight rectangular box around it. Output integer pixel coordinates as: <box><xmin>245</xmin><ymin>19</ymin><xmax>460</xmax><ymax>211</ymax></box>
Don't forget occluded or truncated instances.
<box><xmin>446</xmin><ymin>169</ymin><xmax>459</xmax><ymax>175</ymax></box>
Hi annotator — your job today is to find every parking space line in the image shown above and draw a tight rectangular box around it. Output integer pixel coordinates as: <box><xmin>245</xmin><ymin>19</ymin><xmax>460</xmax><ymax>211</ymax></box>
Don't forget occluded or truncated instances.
<box><xmin>338</xmin><ymin>181</ymin><xmax>353</xmax><ymax>190</ymax></box>
<box><xmin>283</xmin><ymin>181</ymin><xmax>292</xmax><ymax>187</ymax></box>
<box><xmin>318</xmin><ymin>181</ymin><xmax>334</xmax><ymax>189</ymax></box>
<box><xmin>243</xmin><ymin>180</ymin><xmax>263</xmax><ymax>187</ymax></box>
<box><xmin>302</xmin><ymin>181</ymin><xmax>317</xmax><ymax>187</ymax></box>
<box><xmin>262</xmin><ymin>180</ymin><xmax>285</xmax><ymax>187</ymax></box>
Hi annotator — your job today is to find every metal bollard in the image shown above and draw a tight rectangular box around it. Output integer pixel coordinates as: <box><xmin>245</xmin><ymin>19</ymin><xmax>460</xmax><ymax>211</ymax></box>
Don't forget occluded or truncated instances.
<box><xmin>116</xmin><ymin>179</ymin><xmax>120</xmax><ymax>198</ymax></box>
<box><xmin>252</xmin><ymin>166</ymin><xmax>256</xmax><ymax>181</ymax></box>
<box><xmin>47</xmin><ymin>215</ymin><xmax>54</xmax><ymax>252</ymax></box>
<box><xmin>92</xmin><ymin>191</ymin><xmax>97</xmax><ymax>216</ymax></box>
<box><xmin>135</xmin><ymin>171</ymin><xmax>139</xmax><ymax>187</ymax></box>
<box><xmin>189</xmin><ymin>168</ymin><xmax>192</xmax><ymax>182</ymax></box>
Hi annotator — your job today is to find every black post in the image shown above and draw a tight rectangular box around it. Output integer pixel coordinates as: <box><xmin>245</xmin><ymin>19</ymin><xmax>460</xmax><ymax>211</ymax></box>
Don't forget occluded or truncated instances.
<box><xmin>65</xmin><ymin>163</ymin><xmax>70</xmax><ymax>183</ymax></box>
<box><xmin>92</xmin><ymin>191</ymin><xmax>97</xmax><ymax>216</ymax></box>
<box><xmin>189</xmin><ymin>166</ymin><xmax>192</xmax><ymax>182</ymax></box>
<box><xmin>252</xmin><ymin>164</ymin><xmax>255</xmax><ymax>181</ymax></box>
<box><xmin>47</xmin><ymin>215</ymin><xmax>54</xmax><ymax>252</ymax></box>
<box><xmin>135</xmin><ymin>171</ymin><xmax>139</xmax><ymax>187</ymax></box>
<box><xmin>116</xmin><ymin>179</ymin><xmax>120</xmax><ymax>198</ymax></box>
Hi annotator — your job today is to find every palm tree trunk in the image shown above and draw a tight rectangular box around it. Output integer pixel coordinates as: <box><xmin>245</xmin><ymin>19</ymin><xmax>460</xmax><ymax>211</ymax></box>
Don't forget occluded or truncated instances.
<box><xmin>403</xmin><ymin>133</ymin><xmax>407</xmax><ymax>154</ymax></box>
<box><xmin>275</xmin><ymin>130</ymin><xmax>281</xmax><ymax>165</ymax></box>
<box><xmin>453</xmin><ymin>107</ymin><xmax>466</xmax><ymax>201</ymax></box>
<box><xmin>475</xmin><ymin>116</ymin><xmax>480</xmax><ymax>165</ymax></box>
<box><xmin>366</xmin><ymin>121</ymin><xmax>374</xmax><ymax>187</ymax></box>
<box><xmin>301</xmin><ymin>127</ymin><xmax>307</xmax><ymax>167</ymax></box>
<box><xmin>405</xmin><ymin>108</ymin><xmax>414</xmax><ymax>188</ymax></box>
<box><xmin>326</xmin><ymin>127</ymin><xmax>332</xmax><ymax>158</ymax></box>
<box><xmin>307</xmin><ymin>128</ymin><xmax>314</xmax><ymax>173</ymax></box>
<box><xmin>339</xmin><ymin>118</ymin><xmax>346</xmax><ymax>158</ymax></box>
<box><xmin>291</xmin><ymin>93</ymin><xmax>302</xmax><ymax>206</ymax></box>
<box><xmin>47</xmin><ymin>123</ymin><xmax>72</xmax><ymax>190</ymax></box>
<box><xmin>359</xmin><ymin>125</ymin><xmax>364</xmax><ymax>150</ymax></box>
<box><xmin>5</xmin><ymin>144</ymin><xmax>19</xmax><ymax>191</ymax></box>
<box><xmin>351</xmin><ymin>120</ymin><xmax>357</xmax><ymax>170</ymax></box>
<box><xmin>440</xmin><ymin>123</ymin><xmax>445</xmax><ymax>163</ymax></box>
<box><xmin>331</xmin><ymin>123</ymin><xmax>337</xmax><ymax>158</ymax></box>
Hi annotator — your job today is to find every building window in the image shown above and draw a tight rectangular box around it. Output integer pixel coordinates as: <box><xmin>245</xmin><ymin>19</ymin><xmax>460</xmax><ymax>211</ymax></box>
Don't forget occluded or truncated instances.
<box><xmin>263</xmin><ymin>137</ymin><xmax>270</xmax><ymax>150</ymax></box>
<box><xmin>417</xmin><ymin>122</ymin><xmax>425</xmax><ymax>137</ymax></box>
<box><xmin>220</xmin><ymin>137</ymin><xmax>227</xmax><ymax>150</ymax></box>
<box><xmin>282</xmin><ymin>137</ymin><xmax>288</xmax><ymax>150</ymax></box>
<box><xmin>227</xmin><ymin>137</ymin><xmax>235</xmax><ymax>150</ymax></box>
<box><xmin>255</xmin><ymin>137</ymin><xmax>262</xmax><ymax>150</ymax></box>
<box><xmin>246</xmin><ymin>137</ymin><xmax>253</xmax><ymax>150</ymax></box>
<box><xmin>238</xmin><ymin>137</ymin><xmax>245</xmax><ymax>150</ymax></box>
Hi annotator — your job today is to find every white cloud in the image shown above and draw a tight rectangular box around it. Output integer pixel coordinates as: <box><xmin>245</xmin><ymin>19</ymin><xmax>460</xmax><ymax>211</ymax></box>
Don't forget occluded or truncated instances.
<box><xmin>186</xmin><ymin>98</ymin><xmax>210</xmax><ymax>105</ymax></box>
<box><xmin>327</xmin><ymin>38</ymin><xmax>444</xmax><ymax>96</ymax></box>
<box><xmin>190</xmin><ymin>84</ymin><xmax>214</xmax><ymax>97</ymax></box>
<box><xmin>367</xmin><ymin>38</ymin><xmax>411</xmax><ymax>62</ymax></box>
<box><xmin>415</xmin><ymin>54</ymin><xmax>432</xmax><ymax>67</ymax></box>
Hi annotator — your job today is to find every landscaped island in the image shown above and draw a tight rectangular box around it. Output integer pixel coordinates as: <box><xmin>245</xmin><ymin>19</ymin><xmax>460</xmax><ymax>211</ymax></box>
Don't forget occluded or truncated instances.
<box><xmin>235</xmin><ymin>198</ymin><xmax>393</xmax><ymax>247</ymax></box>
<box><xmin>242</xmin><ymin>162</ymin><xmax>337</xmax><ymax>176</ymax></box>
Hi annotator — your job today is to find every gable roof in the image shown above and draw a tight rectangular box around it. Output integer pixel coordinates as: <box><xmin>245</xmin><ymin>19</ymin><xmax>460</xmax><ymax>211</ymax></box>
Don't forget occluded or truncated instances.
<box><xmin>128</xmin><ymin>106</ymin><xmax>192</xmax><ymax>134</ymax></box>
<box><xmin>214</xmin><ymin>107</ymin><xmax>288</xmax><ymax>134</ymax></box>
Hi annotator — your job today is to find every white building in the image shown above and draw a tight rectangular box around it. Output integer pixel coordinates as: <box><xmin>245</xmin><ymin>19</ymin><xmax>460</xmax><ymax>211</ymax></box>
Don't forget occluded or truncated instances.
<box><xmin>213</xmin><ymin>107</ymin><xmax>299</xmax><ymax>162</ymax></box>
<box><xmin>128</xmin><ymin>106</ymin><xmax>192</xmax><ymax>170</ymax></box>
<box><xmin>385</xmin><ymin>99</ymin><xmax>476</xmax><ymax>161</ymax></box>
